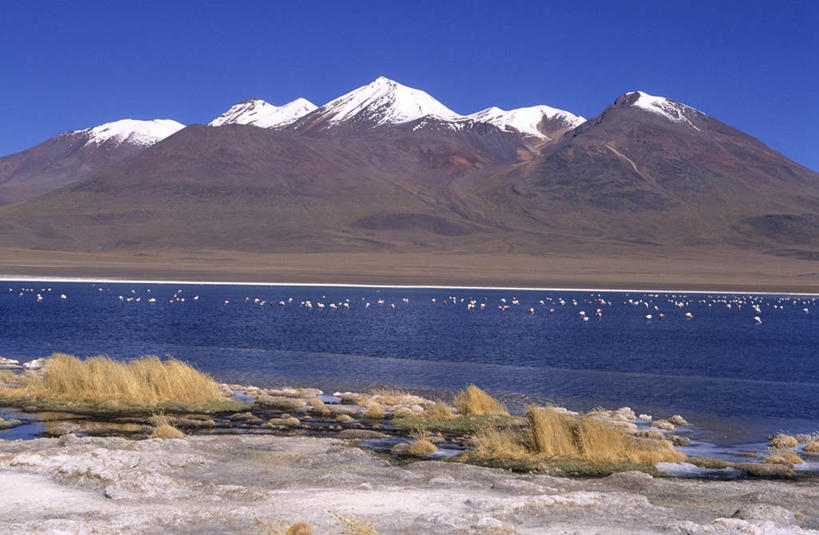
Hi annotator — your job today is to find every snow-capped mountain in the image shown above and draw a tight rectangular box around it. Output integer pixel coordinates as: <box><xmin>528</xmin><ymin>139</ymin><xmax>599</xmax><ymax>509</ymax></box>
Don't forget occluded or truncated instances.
<box><xmin>300</xmin><ymin>76</ymin><xmax>461</xmax><ymax>127</ymax></box>
<box><xmin>466</xmin><ymin>105</ymin><xmax>585</xmax><ymax>140</ymax></box>
<box><xmin>0</xmin><ymin>118</ymin><xmax>185</xmax><ymax>205</ymax></box>
<box><xmin>74</xmin><ymin>119</ymin><xmax>185</xmax><ymax>147</ymax></box>
<box><xmin>209</xmin><ymin>98</ymin><xmax>317</xmax><ymax>128</ymax></box>
<box><xmin>621</xmin><ymin>91</ymin><xmax>704</xmax><ymax>130</ymax></box>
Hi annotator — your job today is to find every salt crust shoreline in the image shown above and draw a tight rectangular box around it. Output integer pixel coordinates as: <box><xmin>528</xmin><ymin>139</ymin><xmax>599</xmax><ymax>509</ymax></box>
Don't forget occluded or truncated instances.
<box><xmin>0</xmin><ymin>434</ymin><xmax>817</xmax><ymax>534</ymax></box>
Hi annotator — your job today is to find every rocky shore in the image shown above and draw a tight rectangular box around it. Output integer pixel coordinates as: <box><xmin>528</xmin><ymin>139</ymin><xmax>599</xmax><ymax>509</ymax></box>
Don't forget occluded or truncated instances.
<box><xmin>1</xmin><ymin>433</ymin><xmax>818</xmax><ymax>534</ymax></box>
<box><xmin>2</xmin><ymin>360</ymin><xmax>819</xmax><ymax>534</ymax></box>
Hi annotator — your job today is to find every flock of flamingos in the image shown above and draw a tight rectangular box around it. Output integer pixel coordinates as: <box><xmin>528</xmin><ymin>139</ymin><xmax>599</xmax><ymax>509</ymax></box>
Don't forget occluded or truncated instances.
<box><xmin>6</xmin><ymin>285</ymin><xmax>816</xmax><ymax>325</ymax></box>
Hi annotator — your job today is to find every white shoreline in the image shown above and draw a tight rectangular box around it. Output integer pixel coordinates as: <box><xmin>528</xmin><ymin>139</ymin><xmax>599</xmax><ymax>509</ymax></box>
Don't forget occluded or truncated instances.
<box><xmin>1</xmin><ymin>274</ymin><xmax>817</xmax><ymax>296</ymax></box>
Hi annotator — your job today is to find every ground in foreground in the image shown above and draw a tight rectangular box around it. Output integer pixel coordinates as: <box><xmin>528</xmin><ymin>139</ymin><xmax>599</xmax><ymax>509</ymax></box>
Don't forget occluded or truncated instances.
<box><xmin>0</xmin><ymin>434</ymin><xmax>817</xmax><ymax>534</ymax></box>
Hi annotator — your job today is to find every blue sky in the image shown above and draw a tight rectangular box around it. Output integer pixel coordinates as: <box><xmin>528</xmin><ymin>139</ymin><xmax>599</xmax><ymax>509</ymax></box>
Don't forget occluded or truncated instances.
<box><xmin>2</xmin><ymin>0</ymin><xmax>817</xmax><ymax>170</ymax></box>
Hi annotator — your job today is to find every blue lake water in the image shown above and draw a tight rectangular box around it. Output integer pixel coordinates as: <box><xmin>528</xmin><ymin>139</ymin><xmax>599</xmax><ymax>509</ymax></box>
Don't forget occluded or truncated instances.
<box><xmin>1</xmin><ymin>281</ymin><xmax>817</xmax><ymax>444</ymax></box>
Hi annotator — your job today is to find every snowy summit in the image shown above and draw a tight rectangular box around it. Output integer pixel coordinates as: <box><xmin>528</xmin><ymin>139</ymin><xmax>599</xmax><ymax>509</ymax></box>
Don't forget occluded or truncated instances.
<box><xmin>625</xmin><ymin>91</ymin><xmax>704</xmax><ymax>129</ymax></box>
<box><xmin>467</xmin><ymin>105</ymin><xmax>585</xmax><ymax>140</ymax></box>
<box><xmin>209</xmin><ymin>98</ymin><xmax>317</xmax><ymax>128</ymax></box>
<box><xmin>311</xmin><ymin>76</ymin><xmax>461</xmax><ymax>126</ymax></box>
<box><xmin>74</xmin><ymin>119</ymin><xmax>185</xmax><ymax>147</ymax></box>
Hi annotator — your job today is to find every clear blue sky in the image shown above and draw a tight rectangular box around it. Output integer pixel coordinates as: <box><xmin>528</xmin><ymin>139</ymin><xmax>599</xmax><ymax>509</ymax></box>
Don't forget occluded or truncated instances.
<box><xmin>2</xmin><ymin>0</ymin><xmax>817</xmax><ymax>170</ymax></box>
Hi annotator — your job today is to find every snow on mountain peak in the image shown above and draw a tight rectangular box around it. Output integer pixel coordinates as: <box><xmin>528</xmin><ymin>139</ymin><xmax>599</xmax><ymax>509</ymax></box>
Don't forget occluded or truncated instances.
<box><xmin>625</xmin><ymin>91</ymin><xmax>704</xmax><ymax>129</ymax></box>
<box><xmin>467</xmin><ymin>105</ymin><xmax>585</xmax><ymax>139</ymax></box>
<box><xmin>314</xmin><ymin>77</ymin><xmax>461</xmax><ymax>126</ymax></box>
<box><xmin>76</xmin><ymin>119</ymin><xmax>185</xmax><ymax>147</ymax></box>
<box><xmin>209</xmin><ymin>97</ymin><xmax>317</xmax><ymax>128</ymax></box>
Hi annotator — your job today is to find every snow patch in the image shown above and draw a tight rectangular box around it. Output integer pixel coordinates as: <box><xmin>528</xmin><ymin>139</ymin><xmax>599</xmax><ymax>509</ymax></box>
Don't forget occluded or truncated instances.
<box><xmin>627</xmin><ymin>91</ymin><xmax>703</xmax><ymax>130</ymax></box>
<box><xmin>314</xmin><ymin>76</ymin><xmax>461</xmax><ymax>126</ymax></box>
<box><xmin>209</xmin><ymin>97</ymin><xmax>317</xmax><ymax>128</ymax></box>
<box><xmin>75</xmin><ymin>119</ymin><xmax>185</xmax><ymax>147</ymax></box>
<box><xmin>467</xmin><ymin>105</ymin><xmax>585</xmax><ymax>139</ymax></box>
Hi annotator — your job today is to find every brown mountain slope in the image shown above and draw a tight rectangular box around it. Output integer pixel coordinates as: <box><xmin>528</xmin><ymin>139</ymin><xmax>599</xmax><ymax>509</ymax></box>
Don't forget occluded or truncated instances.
<box><xmin>0</xmin><ymin>92</ymin><xmax>817</xmax><ymax>289</ymax></box>
<box><xmin>0</xmin><ymin>122</ymin><xmax>526</xmax><ymax>252</ymax></box>
<box><xmin>457</xmin><ymin>92</ymin><xmax>819</xmax><ymax>258</ymax></box>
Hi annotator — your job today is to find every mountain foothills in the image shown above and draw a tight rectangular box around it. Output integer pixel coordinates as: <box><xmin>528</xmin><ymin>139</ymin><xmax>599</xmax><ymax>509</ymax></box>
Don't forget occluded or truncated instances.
<box><xmin>0</xmin><ymin>77</ymin><xmax>817</xmax><ymax>287</ymax></box>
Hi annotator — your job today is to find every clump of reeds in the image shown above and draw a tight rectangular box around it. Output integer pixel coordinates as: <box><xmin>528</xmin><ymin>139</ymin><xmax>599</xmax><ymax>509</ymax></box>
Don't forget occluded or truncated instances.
<box><xmin>763</xmin><ymin>452</ymin><xmax>804</xmax><ymax>465</ymax></box>
<box><xmin>362</xmin><ymin>405</ymin><xmax>386</xmax><ymax>420</ymax></box>
<box><xmin>424</xmin><ymin>401</ymin><xmax>455</xmax><ymax>419</ymax></box>
<box><xmin>407</xmin><ymin>430</ymin><xmax>437</xmax><ymax>456</ymax></box>
<box><xmin>369</xmin><ymin>388</ymin><xmax>416</xmax><ymax>406</ymax></box>
<box><xmin>2</xmin><ymin>353</ymin><xmax>225</xmax><ymax>408</ymax></box>
<box><xmin>0</xmin><ymin>370</ymin><xmax>27</xmax><ymax>387</ymax></box>
<box><xmin>453</xmin><ymin>385</ymin><xmax>508</xmax><ymax>416</ymax></box>
<box><xmin>149</xmin><ymin>413</ymin><xmax>184</xmax><ymax>439</ymax></box>
<box><xmin>524</xmin><ymin>406</ymin><xmax>684</xmax><ymax>465</ymax></box>
<box><xmin>469</xmin><ymin>406</ymin><xmax>685</xmax><ymax>468</ymax></box>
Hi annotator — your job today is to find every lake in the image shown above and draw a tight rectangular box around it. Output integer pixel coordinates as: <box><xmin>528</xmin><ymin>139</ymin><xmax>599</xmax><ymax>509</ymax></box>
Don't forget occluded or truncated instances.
<box><xmin>1</xmin><ymin>280</ymin><xmax>817</xmax><ymax>446</ymax></box>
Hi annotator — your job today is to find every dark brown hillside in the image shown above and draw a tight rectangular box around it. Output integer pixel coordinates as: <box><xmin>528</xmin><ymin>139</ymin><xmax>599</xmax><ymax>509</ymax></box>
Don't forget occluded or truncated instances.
<box><xmin>0</xmin><ymin>123</ymin><xmax>527</xmax><ymax>252</ymax></box>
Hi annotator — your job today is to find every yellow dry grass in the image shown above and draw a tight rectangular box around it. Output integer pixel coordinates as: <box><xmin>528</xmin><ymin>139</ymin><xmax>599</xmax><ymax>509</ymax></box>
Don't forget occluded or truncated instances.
<box><xmin>453</xmin><ymin>385</ymin><xmax>508</xmax><ymax>416</ymax></box>
<box><xmin>1</xmin><ymin>353</ymin><xmax>224</xmax><ymax>408</ymax></box>
<box><xmin>764</xmin><ymin>452</ymin><xmax>804</xmax><ymax>465</ymax></box>
<box><xmin>525</xmin><ymin>406</ymin><xmax>684</xmax><ymax>465</ymax></box>
<box><xmin>425</xmin><ymin>401</ymin><xmax>455</xmax><ymax>419</ymax></box>
<box><xmin>407</xmin><ymin>430</ymin><xmax>437</xmax><ymax>456</ymax></box>
<box><xmin>363</xmin><ymin>405</ymin><xmax>386</xmax><ymax>420</ymax></box>
<box><xmin>0</xmin><ymin>370</ymin><xmax>27</xmax><ymax>386</ymax></box>
<box><xmin>370</xmin><ymin>388</ymin><xmax>415</xmax><ymax>406</ymax></box>
<box><xmin>149</xmin><ymin>414</ymin><xmax>184</xmax><ymax>439</ymax></box>
<box><xmin>470</xmin><ymin>406</ymin><xmax>685</xmax><ymax>467</ymax></box>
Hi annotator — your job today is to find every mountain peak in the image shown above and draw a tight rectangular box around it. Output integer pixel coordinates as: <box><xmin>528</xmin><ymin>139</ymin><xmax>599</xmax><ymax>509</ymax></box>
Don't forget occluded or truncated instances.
<box><xmin>467</xmin><ymin>105</ymin><xmax>585</xmax><ymax>139</ymax></box>
<box><xmin>74</xmin><ymin>119</ymin><xmax>185</xmax><ymax>147</ymax></box>
<box><xmin>618</xmin><ymin>91</ymin><xmax>705</xmax><ymax>128</ymax></box>
<box><xmin>310</xmin><ymin>77</ymin><xmax>460</xmax><ymax>126</ymax></box>
<box><xmin>209</xmin><ymin>97</ymin><xmax>317</xmax><ymax>128</ymax></box>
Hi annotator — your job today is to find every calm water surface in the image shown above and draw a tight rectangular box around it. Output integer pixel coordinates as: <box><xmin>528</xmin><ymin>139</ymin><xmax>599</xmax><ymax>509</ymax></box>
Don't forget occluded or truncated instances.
<box><xmin>1</xmin><ymin>281</ymin><xmax>817</xmax><ymax>444</ymax></box>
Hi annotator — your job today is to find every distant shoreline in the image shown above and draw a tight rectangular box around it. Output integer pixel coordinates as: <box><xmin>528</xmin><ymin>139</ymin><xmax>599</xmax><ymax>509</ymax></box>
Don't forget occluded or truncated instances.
<box><xmin>2</xmin><ymin>274</ymin><xmax>818</xmax><ymax>296</ymax></box>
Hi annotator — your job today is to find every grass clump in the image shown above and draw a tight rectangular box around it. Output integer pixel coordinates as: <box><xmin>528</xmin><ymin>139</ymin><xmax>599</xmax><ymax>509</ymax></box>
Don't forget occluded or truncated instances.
<box><xmin>460</xmin><ymin>406</ymin><xmax>684</xmax><ymax>475</ymax></box>
<box><xmin>407</xmin><ymin>430</ymin><xmax>437</xmax><ymax>456</ymax></box>
<box><xmin>453</xmin><ymin>385</ymin><xmax>508</xmax><ymax>416</ymax></box>
<box><xmin>425</xmin><ymin>401</ymin><xmax>455</xmax><ymax>419</ymax></box>
<box><xmin>362</xmin><ymin>405</ymin><xmax>386</xmax><ymax>420</ymax></box>
<box><xmin>149</xmin><ymin>413</ymin><xmax>184</xmax><ymax>439</ymax></box>
<box><xmin>764</xmin><ymin>452</ymin><xmax>804</xmax><ymax>465</ymax></box>
<box><xmin>0</xmin><ymin>353</ymin><xmax>230</xmax><ymax>411</ymax></box>
<box><xmin>0</xmin><ymin>370</ymin><xmax>27</xmax><ymax>387</ymax></box>
<box><xmin>393</xmin><ymin>413</ymin><xmax>518</xmax><ymax>435</ymax></box>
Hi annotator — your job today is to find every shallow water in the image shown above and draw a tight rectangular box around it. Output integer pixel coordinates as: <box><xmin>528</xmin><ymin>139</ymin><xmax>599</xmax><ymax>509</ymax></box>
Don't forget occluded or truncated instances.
<box><xmin>0</xmin><ymin>281</ymin><xmax>817</xmax><ymax>444</ymax></box>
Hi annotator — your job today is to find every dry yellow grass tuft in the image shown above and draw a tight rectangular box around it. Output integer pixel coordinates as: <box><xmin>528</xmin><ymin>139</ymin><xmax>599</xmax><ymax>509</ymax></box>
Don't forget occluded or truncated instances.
<box><xmin>1</xmin><ymin>353</ymin><xmax>225</xmax><ymax>408</ymax></box>
<box><xmin>149</xmin><ymin>414</ymin><xmax>184</xmax><ymax>439</ymax></box>
<box><xmin>407</xmin><ymin>430</ymin><xmax>437</xmax><ymax>456</ymax></box>
<box><xmin>328</xmin><ymin>511</ymin><xmax>379</xmax><ymax>535</ymax></box>
<box><xmin>363</xmin><ymin>405</ymin><xmax>386</xmax><ymax>420</ymax></box>
<box><xmin>285</xmin><ymin>522</ymin><xmax>314</xmax><ymax>535</ymax></box>
<box><xmin>0</xmin><ymin>370</ymin><xmax>27</xmax><ymax>387</ymax></box>
<box><xmin>425</xmin><ymin>401</ymin><xmax>455</xmax><ymax>419</ymax></box>
<box><xmin>525</xmin><ymin>406</ymin><xmax>684</xmax><ymax>465</ymax></box>
<box><xmin>804</xmin><ymin>439</ymin><xmax>819</xmax><ymax>453</ymax></box>
<box><xmin>469</xmin><ymin>406</ymin><xmax>684</xmax><ymax>468</ymax></box>
<box><xmin>370</xmin><ymin>388</ymin><xmax>415</xmax><ymax>406</ymax></box>
<box><xmin>453</xmin><ymin>385</ymin><xmax>508</xmax><ymax>416</ymax></box>
<box><xmin>764</xmin><ymin>452</ymin><xmax>804</xmax><ymax>465</ymax></box>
